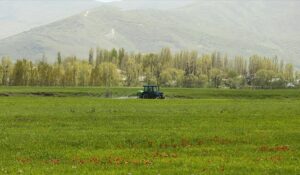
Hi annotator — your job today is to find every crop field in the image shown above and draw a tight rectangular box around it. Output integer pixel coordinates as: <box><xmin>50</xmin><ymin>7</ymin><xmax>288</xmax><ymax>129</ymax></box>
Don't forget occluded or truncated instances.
<box><xmin>0</xmin><ymin>87</ymin><xmax>299</xmax><ymax>174</ymax></box>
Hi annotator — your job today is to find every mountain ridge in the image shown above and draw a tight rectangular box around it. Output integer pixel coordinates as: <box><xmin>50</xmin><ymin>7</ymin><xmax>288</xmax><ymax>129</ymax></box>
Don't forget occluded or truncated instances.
<box><xmin>0</xmin><ymin>0</ymin><xmax>105</xmax><ymax>39</ymax></box>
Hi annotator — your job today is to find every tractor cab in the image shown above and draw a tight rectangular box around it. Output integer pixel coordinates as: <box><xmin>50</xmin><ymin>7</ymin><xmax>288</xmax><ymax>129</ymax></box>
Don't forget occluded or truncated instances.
<box><xmin>137</xmin><ymin>85</ymin><xmax>165</xmax><ymax>99</ymax></box>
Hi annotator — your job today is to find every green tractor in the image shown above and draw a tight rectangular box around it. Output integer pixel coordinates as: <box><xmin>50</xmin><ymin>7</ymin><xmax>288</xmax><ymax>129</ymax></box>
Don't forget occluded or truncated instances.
<box><xmin>137</xmin><ymin>85</ymin><xmax>165</xmax><ymax>99</ymax></box>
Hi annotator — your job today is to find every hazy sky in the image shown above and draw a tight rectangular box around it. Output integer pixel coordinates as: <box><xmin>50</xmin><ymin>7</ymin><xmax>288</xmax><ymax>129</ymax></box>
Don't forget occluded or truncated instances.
<box><xmin>93</xmin><ymin>0</ymin><xmax>121</xmax><ymax>1</ymax></box>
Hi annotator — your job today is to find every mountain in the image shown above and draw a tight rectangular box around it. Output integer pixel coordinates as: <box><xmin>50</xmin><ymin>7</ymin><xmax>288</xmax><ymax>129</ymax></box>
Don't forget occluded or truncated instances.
<box><xmin>0</xmin><ymin>0</ymin><xmax>299</xmax><ymax>66</ymax></box>
<box><xmin>0</xmin><ymin>0</ymin><xmax>103</xmax><ymax>39</ymax></box>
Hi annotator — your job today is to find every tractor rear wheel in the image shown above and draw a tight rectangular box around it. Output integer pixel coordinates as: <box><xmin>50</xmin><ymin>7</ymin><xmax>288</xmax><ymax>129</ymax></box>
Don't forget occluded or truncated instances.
<box><xmin>156</xmin><ymin>95</ymin><xmax>165</xmax><ymax>99</ymax></box>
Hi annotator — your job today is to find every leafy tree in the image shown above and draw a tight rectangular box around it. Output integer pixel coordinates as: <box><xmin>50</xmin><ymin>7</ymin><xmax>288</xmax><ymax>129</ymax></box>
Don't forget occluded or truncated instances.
<box><xmin>0</xmin><ymin>48</ymin><xmax>297</xmax><ymax>88</ymax></box>
<box><xmin>284</xmin><ymin>64</ymin><xmax>294</xmax><ymax>82</ymax></box>
<box><xmin>270</xmin><ymin>73</ymin><xmax>286</xmax><ymax>88</ymax></box>
<box><xmin>144</xmin><ymin>68</ymin><xmax>156</xmax><ymax>85</ymax></box>
<box><xmin>183</xmin><ymin>74</ymin><xmax>199</xmax><ymax>88</ymax></box>
<box><xmin>12</xmin><ymin>59</ymin><xmax>33</xmax><ymax>86</ymax></box>
<box><xmin>159</xmin><ymin>48</ymin><xmax>172</xmax><ymax>68</ymax></box>
<box><xmin>253</xmin><ymin>69</ymin><xmax>275</xmax><ymax>88</ymax></box>
<box><xmin>52</xmin><ymin>63</ymin><xmax>64</xmax><ymax>86</ymax></box>
<box><xmin>78</xmin><ymin>61</ymin><xmax>92</xmax><ymax>86</ymax></box>
<box><xmin>210</xmin><ymin>68</ymin><xmax>223</xmax><ymax>88</ymax></box>
<box><xmin>96</xmin><ymin>62</ymin><xmax>120</xmax><ymax>87</ymax></box>
<box><xmin>63</xmin><ymin>57</ymin><xmax>79</xmax><ymax>86</ymax></box>
<box><xmin>88</xmin><ymin>48</ymin><xmax>94</xmax><ymax>65</ymax></box>
<box><xmin>124</xmin><ymin>58</ymin><xmax>141</xmax><ymax>86</ymax></box>
<box><xmin>1</xmin><ymin>57</ymin><xmax>13</xmax><ymax>86</ymax></box>
<box><xmin>57</xmin><ymin>52</ymin><xmax>62</xmax><ymax>65</ymax></box>
<box><xmin>160</xmin><ymin>68</ymin><xmax>184</xmax><ymax>87</ymax></box>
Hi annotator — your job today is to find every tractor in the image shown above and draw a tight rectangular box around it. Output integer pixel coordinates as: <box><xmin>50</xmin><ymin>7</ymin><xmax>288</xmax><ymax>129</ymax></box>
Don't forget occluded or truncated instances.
<box><xmin>137</xmin><ymin>85</ymin><xmax>165</xmax><ymax>99</ymax></box>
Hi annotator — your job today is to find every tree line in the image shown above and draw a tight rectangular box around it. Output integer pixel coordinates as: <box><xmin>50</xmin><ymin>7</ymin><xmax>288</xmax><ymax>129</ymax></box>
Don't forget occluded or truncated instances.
<box><xmin>0</xmin><ymin>48</ymin><xmax>299</xmax><ymax>88</ymax></box>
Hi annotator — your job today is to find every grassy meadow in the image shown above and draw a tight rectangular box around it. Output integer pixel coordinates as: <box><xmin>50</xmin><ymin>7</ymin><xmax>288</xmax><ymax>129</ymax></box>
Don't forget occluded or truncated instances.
<box><xmin>0</xmin><ymin>87</ymin><xmax>299</xmax><ymax>174</ymax></box>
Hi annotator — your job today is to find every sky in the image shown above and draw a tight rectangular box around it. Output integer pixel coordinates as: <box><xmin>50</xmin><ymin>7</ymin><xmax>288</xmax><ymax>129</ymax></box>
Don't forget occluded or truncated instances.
<box><xmin>96</xmin><ymin>0</ymin><xmax>124</xmax><ymax>1</ymax></box>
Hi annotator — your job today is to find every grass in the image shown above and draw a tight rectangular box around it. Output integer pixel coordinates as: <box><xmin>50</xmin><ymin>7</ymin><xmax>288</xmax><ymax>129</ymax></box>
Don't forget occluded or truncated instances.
<box><xmin>0</xmin><ymin>87</ymin><xmax>299</xmax><ymax>174</ymax></box>
<box><xmin>0</xmin><ymin>86</ymin><xmax>300</xmax><ymax>99</ymax></box>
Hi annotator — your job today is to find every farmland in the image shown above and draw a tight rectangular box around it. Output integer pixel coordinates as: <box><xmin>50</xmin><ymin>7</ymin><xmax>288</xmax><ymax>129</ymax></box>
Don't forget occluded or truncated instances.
<box><xmin>0</xmin><ymin>87</ymin><xmax>299</xmax><ymax>174</ymax></box>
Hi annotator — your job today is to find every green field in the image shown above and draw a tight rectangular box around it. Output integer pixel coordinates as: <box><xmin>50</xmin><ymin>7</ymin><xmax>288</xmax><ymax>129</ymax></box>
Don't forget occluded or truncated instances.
<box><xmin>0</xmin><ymin>87</ymin><xmax>299</xmax><ymax>174</ymax></box>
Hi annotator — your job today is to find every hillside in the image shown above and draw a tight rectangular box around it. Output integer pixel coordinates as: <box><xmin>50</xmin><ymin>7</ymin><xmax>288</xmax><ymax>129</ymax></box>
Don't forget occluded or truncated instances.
<box><xmin>0</xmin><ymin>0</ymin><xmax>104</xmax><ymax>39</ymax></box>
<box><xmin>0</xmin><ymin>0</ymin><xmax>299</xmax><ymax>66</ymax></box>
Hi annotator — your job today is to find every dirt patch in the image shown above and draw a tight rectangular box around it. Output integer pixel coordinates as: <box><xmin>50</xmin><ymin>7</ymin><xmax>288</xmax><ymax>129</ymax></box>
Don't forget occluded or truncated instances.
<box><xmin>259</xmin><ymin>145</ymin><xmax>290</xmax><ymax>152</ymax></box>
<box><xmin>71</xmin><ymin>156</ymin><xmax>153</xmax><ymax>166</ymax></box>
<box><xmin>152</xmin><ymin>152</ymin><xmax>178</xmax><ymax>158</ymax></box>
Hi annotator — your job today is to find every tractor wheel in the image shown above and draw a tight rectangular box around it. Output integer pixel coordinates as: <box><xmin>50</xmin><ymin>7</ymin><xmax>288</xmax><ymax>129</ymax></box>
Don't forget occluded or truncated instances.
<box><xmin>143</xmin><ymin>94</ymin><xmax>148</xmax><ymax>99</ymax></box>
<box><xmin>157</xmin><ymin>95</ymin><xmax>165</xmax><ymax>99</ymax></box>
